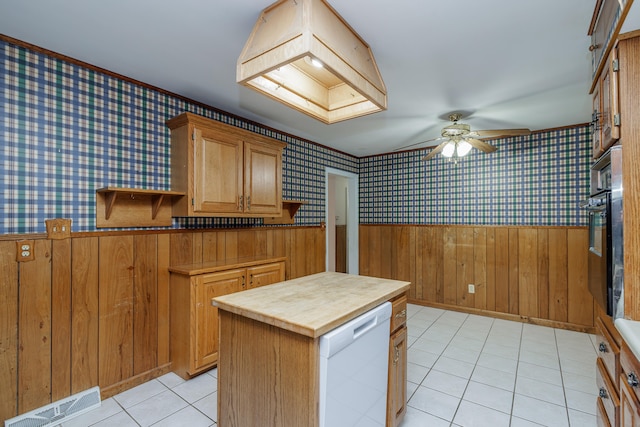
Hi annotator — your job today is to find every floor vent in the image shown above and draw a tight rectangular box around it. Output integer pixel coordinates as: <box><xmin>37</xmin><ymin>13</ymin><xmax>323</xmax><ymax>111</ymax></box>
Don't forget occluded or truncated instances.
<box><xmin>4</xmin><ymin>386</ymin><xmax>101</xmax><ymax>427</ymax></box>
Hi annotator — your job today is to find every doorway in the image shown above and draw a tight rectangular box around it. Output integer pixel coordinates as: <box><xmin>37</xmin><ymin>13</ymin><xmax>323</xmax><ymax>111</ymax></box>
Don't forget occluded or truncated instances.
<box><xmin>325</xmin><ymin>167</ymin><xmax>359</xmax><ymax>274</ymax></box>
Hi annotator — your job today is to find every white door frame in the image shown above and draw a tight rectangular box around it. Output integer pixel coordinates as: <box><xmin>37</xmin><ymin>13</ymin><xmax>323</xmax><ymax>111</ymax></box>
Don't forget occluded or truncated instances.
<box><xmin>325</xmin><ymin>167</ymin><xmax>359</xmax><ymax>274</ymax></box>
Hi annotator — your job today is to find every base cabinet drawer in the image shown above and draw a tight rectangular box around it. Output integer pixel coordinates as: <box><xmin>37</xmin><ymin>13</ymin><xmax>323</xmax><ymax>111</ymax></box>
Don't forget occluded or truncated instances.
<box><xmin>597</xmin><ymin>317</ymin><xmax>621</xmax><ymax>389</ymax></box>
<box><xmin>597</xmin><ymin>357</ymin><xmax>620</xmax><ymax>426</ymax></box>
<box><xmin>621</xmin><ymin>342</ymin><xmax>640</xmax><ymax>426</ymax></box>
<box><xmin>621</xmin><ymin>374</ymin><xmax>640</xmax><ymax>427</ymax></box>
<box><xmin>598</xmin><ymin>396</ymin><xmax>612</xmax><ymax>427</ymax></box>
<box><xmin>390</xmin><ymin>295</ymin><xmax>407</xmax><ymax>333</ymax></box>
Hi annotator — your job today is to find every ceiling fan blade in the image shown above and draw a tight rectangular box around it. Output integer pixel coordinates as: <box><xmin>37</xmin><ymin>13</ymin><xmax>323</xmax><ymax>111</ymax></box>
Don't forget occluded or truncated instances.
<box><xmin>474</xmin><ymin>128</ymin><xmax>531</xmax><ymax>138</ymax></box>
<box><xmin>393</xmin><ymin>136</ymin><xmax>443</xmax><ymax>152</ymax></box>
<box><xmin>467</xmin><ymin>138</ymin><xmax>497</xmax><ymax>153</ymax></box>
<box><xmin>422</xmin><ymin>141</ymin><xmax>449</xmax><ymax>161</ymax></box>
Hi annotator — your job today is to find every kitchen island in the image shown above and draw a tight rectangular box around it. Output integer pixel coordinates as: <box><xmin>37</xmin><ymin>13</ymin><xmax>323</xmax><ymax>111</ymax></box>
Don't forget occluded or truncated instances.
<box><xmin>211</xmin><ymin>271</ymin><xmax>410</xmax><ymax>427</ymax></box>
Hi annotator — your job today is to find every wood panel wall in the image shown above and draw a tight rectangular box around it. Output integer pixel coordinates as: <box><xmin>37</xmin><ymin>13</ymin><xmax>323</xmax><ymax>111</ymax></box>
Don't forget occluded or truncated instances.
<box><xmin>0</xmin><ymin>226</ymin><xmax>325</xmax><ymax>423</ymax></box>
<box><xmin>359</xmin><ymin>225</ymin><xmax>594</xmax><ymax>331</ymax></box>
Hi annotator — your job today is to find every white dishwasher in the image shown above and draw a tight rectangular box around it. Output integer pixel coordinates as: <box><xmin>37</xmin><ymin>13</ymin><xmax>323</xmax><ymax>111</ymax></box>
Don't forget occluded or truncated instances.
<box><xmin>319</xmin><ymin>302</ymin><xmax>392</xmax><ymax>427</ymax></box>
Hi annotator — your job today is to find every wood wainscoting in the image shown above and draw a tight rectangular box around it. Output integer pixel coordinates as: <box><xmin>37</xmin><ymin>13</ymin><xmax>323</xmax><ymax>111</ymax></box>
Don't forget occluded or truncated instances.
<box><xmin>0</xmin><ymin>226</ymin><xmax>325</xmax><ymax>423</ymax></box>
<box><xmin>359</xmin><ymin>225</ymin><xmax>594</xmax><ymax>332</ymax></box>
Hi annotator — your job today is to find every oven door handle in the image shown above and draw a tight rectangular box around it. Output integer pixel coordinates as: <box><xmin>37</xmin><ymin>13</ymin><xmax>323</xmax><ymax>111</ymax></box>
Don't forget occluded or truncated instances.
<box><xmin>585</xmin><ymin>205</ymin><xmax>606</xmax><ymax>212</ymax></box>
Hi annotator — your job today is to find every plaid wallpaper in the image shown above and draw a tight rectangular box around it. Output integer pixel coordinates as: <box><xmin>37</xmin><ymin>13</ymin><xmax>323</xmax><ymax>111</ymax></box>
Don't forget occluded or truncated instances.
<box><xmin>0</xmin><ymin>39</ymin><xmax>588</xmax><ymax>235</ymax></box>
<box><xmin>360</xmin><ymin>127</ymin><xmax>591</xmax><ymax>226</ymax></box>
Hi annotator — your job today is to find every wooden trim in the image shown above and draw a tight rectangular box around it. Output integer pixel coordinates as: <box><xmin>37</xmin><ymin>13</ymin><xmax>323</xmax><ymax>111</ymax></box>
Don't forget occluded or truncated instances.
<box><xmin>0</xmin><ymin>224</ymin><xmax>325</xmax><ymax>241</ymax></box>
<box><xmin>99</xmin><ymin>363</ymin><xmax>172</xmax><ymax>400</ymax></box>
<box><xmin>619</xmin><ymin>29</ymin><xmax>640</xmax><ymax>41</ymax></box>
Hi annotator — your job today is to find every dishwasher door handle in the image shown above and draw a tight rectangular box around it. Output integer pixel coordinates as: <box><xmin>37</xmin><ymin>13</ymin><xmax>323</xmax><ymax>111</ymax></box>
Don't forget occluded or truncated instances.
<box><xmin>353</xmin><ymin>317</ymin><xmax>378</xmax><ymax>340</ymax></box>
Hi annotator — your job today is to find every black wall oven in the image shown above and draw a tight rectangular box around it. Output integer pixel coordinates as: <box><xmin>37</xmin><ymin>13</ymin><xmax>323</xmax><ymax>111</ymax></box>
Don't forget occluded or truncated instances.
<box><xmin>584</xmin><ymin>145</ymin><xmax>623</xmax><ymax>318</ymax></box>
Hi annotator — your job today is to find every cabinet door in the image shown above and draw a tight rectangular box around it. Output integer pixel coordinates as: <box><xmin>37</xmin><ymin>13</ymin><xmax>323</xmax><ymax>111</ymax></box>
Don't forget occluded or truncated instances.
<box><xmin>244</xmin><ymin>141</ymin><xmax>282</xmax><ymax>215</ymax></box>
<box><xmin>194</xmin><ymin>269</ymin><xmax>244</xmax><ymax>371</ymax></box>
<box><xmin>387</xmin><ymin>326</ymin><xmax>407</xmax><ymax>427</ymax></box>
<box><xmin>193</xmin><ymin>127</ymin><xmax>243</xmax><ymax>213</ymax></box>
<box><xmin>601</xmin><ymin>47</ymin><xmax>620</xmax><ymax>151</ymax></box>
<box><xmin>246</xmin><ymin>262</ymin><xmax>285</xmax><ymax>289</ymax></box>
<box><xmin>621</xmin><ymin>376</ymin><xmax>640</xmax><ymax>427</ymax></box>
<box><xmin>592</xmin><ymin>83</ymin><xmax>603</xmax><ymax>159</ymax></box>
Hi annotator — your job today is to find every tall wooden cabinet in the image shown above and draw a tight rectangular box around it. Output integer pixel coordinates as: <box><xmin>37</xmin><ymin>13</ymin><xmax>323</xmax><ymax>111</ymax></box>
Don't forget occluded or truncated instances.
<box><xmin>167</xmin><ymin>112</ymin><xmax>286</xmax><ymax>217</ymax></box>
<box><xmin>169</xmin><ymin>256</ymin><xmax>286</xmax><ymax>379</ymax></box>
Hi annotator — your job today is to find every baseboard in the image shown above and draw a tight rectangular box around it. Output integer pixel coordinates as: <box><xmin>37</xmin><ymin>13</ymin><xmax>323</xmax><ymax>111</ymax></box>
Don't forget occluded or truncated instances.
<box><xmin>99</xmin><ymin>363</ymin><xmax>172</xmax><ymax>400</ymax></box>
<box><xmin>408</xmin><ymin>299</ymin><xmax>596</xmax><ymax>334</ymax></box>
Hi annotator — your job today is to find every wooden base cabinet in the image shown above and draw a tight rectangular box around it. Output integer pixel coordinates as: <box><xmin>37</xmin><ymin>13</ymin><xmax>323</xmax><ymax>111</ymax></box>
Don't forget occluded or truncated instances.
<box><xmin>621</xmin><ymin>342</ymin><xmax>640</xmax><ymax>426</ymax></box>
<box><xmin>169</xmin><ymin>257</ymin><xmax>285</xmax><ymax>379</ymax></box>
<box><xmin>596</xmin><ymin>316</ymin><xmax>621</xmax><ymax>427</ymax></box>
<box><xmin>387</xmin><ymin>294</ymin><xmax>407</xmax><ymax>427</ymax></box>
<box><xmin>621</xmin><ymin>377</ymin><xmax>640</xmax><ymax>427</ymax></box>
<box><xmin>214</xmin><ymin>282</ymin><xmax>409</xmax><ymax>427</ymax></box>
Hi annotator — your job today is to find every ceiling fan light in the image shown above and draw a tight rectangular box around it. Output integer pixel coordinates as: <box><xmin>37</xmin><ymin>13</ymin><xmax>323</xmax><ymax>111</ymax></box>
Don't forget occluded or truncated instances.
<box><xmin>457</xmin><ymin>140</ymin><xmax>472</xmax><ymax>157</ymax></box>
<box><xmin>442</xmin><ymin>142</ymin><xmax>455</xmax><ymax>158</ymax></box>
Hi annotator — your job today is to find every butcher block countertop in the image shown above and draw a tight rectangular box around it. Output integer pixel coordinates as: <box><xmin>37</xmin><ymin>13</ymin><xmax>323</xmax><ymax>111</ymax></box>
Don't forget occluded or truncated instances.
<box><xmin>168</xmin><ymin>255</ymin><xmax>286</xmax><ymax>276</ymax></box>
<box><xmin>211</xmin><ymin>271</ymin><xmax>410</xmax><ymax>338</ymax></box>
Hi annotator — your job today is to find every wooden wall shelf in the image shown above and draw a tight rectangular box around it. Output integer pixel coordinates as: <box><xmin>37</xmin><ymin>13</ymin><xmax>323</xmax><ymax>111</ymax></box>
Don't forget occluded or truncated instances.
<box><xmin>96</xmin><ymin>187</ymin><xmax>185</xmax><ymax>228</ymax></box>
<box><xmin>263</xmin><ymin>200</ymin><xmax>307</xmax><ymax>225</ymax></box>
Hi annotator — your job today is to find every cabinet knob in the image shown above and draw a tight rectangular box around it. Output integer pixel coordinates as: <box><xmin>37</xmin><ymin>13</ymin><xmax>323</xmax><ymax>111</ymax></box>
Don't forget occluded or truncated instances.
<box><xmin>599</xmin><ymin>342</ymin><xmax>607</xmax><ymax>353</ymax></box>
<box><xmin>599</xmin><ymin>387</ymin><xmax>608</xmax><ymax>399</ymax></box>
<box><xmin>628</xmin><ymin>372</ymin><xmax>639</xmax><ymax>388</ymax></box>
<box><xmin>589</xmin><ymin>44</ymin><xmax>601</xmax><ymax>52</ymax></box>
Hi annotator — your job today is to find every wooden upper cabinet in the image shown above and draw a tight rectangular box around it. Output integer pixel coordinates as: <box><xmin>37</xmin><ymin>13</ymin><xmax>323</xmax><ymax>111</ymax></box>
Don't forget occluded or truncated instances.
<box><xmin>592</xmin><ymin>45</ymin><xmax>621</xmax><ymax>160</ymax></box>
<box><xmin>167</xmin><ymin>112</ymin><xmax>285</xmax><ymax>217</ymax></box>
<box><xmin>193</xmin><ymin>126</ymin><xmax>243</xmax><ymax>214</ymax></box>
<box><xmin>600</xmin><ymin>47</ymin><xmax>620</xmax><ymax>153</ymax></box>
<box><xmin>592</xmin><ymin>82</ymin><xmax>603</xmax><ymax>159</ymax></box>
<box><xmin>244</xmin><ymin>141</ymin><xmax>283</xmax><ymax>215</ymax></box>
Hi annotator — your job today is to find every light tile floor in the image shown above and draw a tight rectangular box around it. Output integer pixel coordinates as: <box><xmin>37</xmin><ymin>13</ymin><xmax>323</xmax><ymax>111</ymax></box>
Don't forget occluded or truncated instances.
<box><xmin>61</xmin><ymin>304</ymin><xmax>598</xmax><ymax>426</ymax></box>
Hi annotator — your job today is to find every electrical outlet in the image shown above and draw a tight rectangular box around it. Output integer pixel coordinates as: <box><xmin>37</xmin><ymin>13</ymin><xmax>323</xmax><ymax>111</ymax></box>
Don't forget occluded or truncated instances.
<box><xmin>45</xmin><ymin>218</ymin><xmax>72</xmax><ymax>239</ymax></box>
<box><xmin>16</xmin><ymin>240</ymin><xmax>35</xmax><ymax>262</ymax></box>
<box><xmin>468</xmin><ymin>284</ymin><xmax>475</xmax><ymax>294</ymax></box>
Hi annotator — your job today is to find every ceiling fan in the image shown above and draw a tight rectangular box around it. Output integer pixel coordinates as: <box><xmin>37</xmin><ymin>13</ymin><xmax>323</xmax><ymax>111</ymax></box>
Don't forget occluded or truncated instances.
<box><xmin>398</xmin><ymin>113</ymin><xmax>531</xmax><ymax>161</ymax></box>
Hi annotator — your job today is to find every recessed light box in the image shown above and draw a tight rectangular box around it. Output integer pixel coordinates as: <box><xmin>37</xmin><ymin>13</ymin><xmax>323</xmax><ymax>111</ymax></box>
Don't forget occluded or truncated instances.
<box><xmin>237</xmin><ymin>0</ymin><xmax>387</xmax><ymax>124</ymax></box>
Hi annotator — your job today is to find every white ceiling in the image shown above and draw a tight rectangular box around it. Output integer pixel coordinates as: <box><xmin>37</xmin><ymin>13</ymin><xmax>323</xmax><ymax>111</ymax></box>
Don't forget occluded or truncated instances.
<box><xmin>1</xmin><ymin>0</ymin><xmax>638</xmax><ymax>156</ymax></box>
